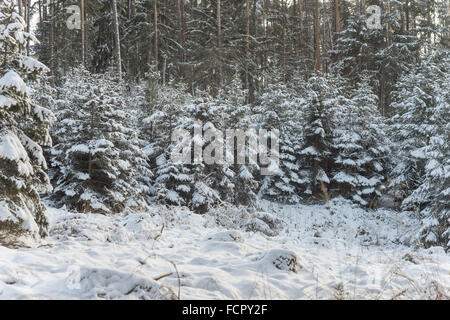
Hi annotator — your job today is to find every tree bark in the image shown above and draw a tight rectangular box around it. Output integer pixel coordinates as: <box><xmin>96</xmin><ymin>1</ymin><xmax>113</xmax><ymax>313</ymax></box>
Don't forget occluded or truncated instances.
<box><xmin>299</xmin><ymin>0</ymin><xmax>303</xmax><ymax>57</ymax></box>
<box><xmin>217</xmin><ymin>0</ymin><xmax>222</xmax><ymax>88</ymax></box>
<box><xmin>112</xmin><ymin>0</ymin><xmax>122</xmax><ymax>78</ymax></box>
<box><xmin>315</xmin><ymin>0</ymin><xmax>321</xmax><ymax>72</ymax></box>
<box><xmin>386</xmin><ymin>0</ymin><xmax>392</xmax><ymax>46</ymax></box>
<box><xmin>39</xmin><ymin>0</ymin><xmax>42</xmax><ymax>26</ymax></box>
<box><xmin>405</xmin><ymin>0</ymin><xmax>410</xmax><ymax>32</ymax></box>
<box><xmin>49</xmin><ymin>0</ymin><xmax>54</xmax><ymax>75</ymax></box>
<box><xmin>246</xmin><ymin>0</ymin><xmax>250</xmax><ymax>60</ymax></box>
<box><xmin>335</xmin><ymin>0</ymin><xmax>340</xmax><ymax>33</ymax></box>
<box><xmin>26</xmin><ymin>0</ymin><xmax>30</xmax><ymax>55</ymax></box>
<box><xmin>24</xmin><ymin>0</ymin><xmax>27</xmax><ymax>23</ymax></box>
<box><xmin>177</xmin><ymin>0</ymin><xmax>185</xmax><ymax>62</ymax></box>
<box><xmin>245</xmin><ymin>0</ymin><xmax>250</xmax><ymax>95</ymax></box>
<box><xmin>18</xmin><ymin>0</ymin><xmax>23</xmax><ymax>17</ymax></box>
<box><xmin>154</xmin><ymin>0</ymin><xmax>159</xmax><ymax>69</ymax></box>
<box><xmin>80</xmin><ymin>0</ymin><xmax>85</xmax><ymax>66</ymax></box>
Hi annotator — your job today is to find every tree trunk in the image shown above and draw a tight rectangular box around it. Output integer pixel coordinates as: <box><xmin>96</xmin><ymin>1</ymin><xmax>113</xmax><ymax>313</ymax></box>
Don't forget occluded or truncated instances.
<box><xmin>299</xmin><ymin>0</ymin><xmax>303</xmax><ymax>57</ymax></box>
<box><xmin>18</xmin><ymin>0</ymin><xmax>23</xmax><ymax>16</ymax></box>
<box><xmin>246</xmin><ymin>0</ymin><xmax>250</xmax><ymax>60</ymax></box>
<box><xmin>217</xmin><ymin>0</ymin><xmax>222</xmax><ymax>88</ymax></box>
<box><xmin>177</xmin><ymin>0</ymin><xmax>185</xmax><ymax>63</ymax></box>
<box><xmin>49</xmin><ymin>0</ymin><xmax>54</xmax><ymax>76</ymax></box>
<box><xmin>80</xmin><ymin>0</ymin><xmax>85</xmax><ymax>66</ymax></box>
<box><xmin>405</xmin><ymin>0</ymin><xmax>410</xmax><ymax>32</ymax></box>
<box><xmin>26</xmin><ymin>0</ymin><xmax>30</xmax><ymax>55</ymax></box>
<box><xmin>335</xmin><ymin>0</ymin><xmax>340</xmax><ymax>33</ymax></box>
<box><xmin>24</xmin><ymin>0</ymin><xmax>27</xmax><ymax>23</ymax></box>
<box><xmin>154</xmin><ymin>0</ymin><xmax>159</xmax><ymax>69</ymax></box>
<box><xmin>112</xmin><ymin>0</ymin><xmax>122</xmax><ymax>78</ymax></box>
<box><xmin>315</xmin><ymin>0</ymin><xmax>321</xmax><ymax>72</ymax></box>
<box><xmin>39</xmin><ymin>0</ymin><xmax>42</xmax><ymax>26</ymax></box>
<box><xmin>42</xmin><ymin>0</ymin><xmax>46</xmax><ymax>22</ymax></box>
<box><xmin>386</xmin><ymin>0</ymin><xmax>392</xmax><ymax>46</ymax></box>
<box><xmin>147</xmin><ymin>0</ymin><xmax>152</xmax><ymax>66</ymax></box>
<box><xmin>245</xmin><ymin>0</ymin><xmax>250</xmax><ymax>97</ymax></box>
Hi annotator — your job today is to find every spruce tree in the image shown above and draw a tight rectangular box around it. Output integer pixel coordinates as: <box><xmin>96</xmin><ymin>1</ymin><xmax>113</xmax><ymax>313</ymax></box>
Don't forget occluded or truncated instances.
<box><xmin>332</xmin><ymin>76</ymin><xmax>390</xmax><ymax>207</ymax></box>
<box><xmin>221</xmin><ymin>76</ymin><xmax>259</xmax><ymax>207</ymax></box>
<box><xmin>50</xmin><ymin>69</ymin><xmax>149</xmax><ymax>213</ymax></box>
<box><xmin>0</xmin><ymin>2</ymin><xmax>54</xmax><ymax>238</ymax></box>
<box><xmin>256</xmin><ymin>80</ymin><xmax>303</xmax><ymax>204</ymax></box>
<box><xmin>298</xmin><ymin>76</ymin><xmax>337</xmax><ymax>197</ymax></box>
<box><xmin>390</xmin><ymin>50</ymin><xmax>448</xmax><ymax>209</ymax></box>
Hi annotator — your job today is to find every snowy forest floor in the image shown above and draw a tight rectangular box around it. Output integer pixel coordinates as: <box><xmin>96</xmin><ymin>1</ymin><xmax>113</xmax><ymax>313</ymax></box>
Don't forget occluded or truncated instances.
<box><xmin>0</xmin><ymin>198</ymin><xmax>449</xmax><ymax>300</ymax></box>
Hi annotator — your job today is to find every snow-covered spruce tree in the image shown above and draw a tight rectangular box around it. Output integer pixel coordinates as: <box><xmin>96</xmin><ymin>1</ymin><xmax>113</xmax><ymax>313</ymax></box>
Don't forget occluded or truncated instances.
<box><xmin>255</xmin><ymin>79</ymin><xmax>304</xmax><ymax>204</ymax></box>
<box><xmin>409</xmin><ymin>53</ymin><xmax>449</xmax><ymax>249</ymax></box>
<box><xmin>330</xmin><ymin>13</ymin><xmax>382</xmax><ymax>82</ymax></box>
<box><xmin>182</xmin><ymin>96</ymin><xmax>225</xmax><ymax>213</ymax></box>
<box><xmin>0</xmin><ymin>2</ymin><xmax>54</xmax><ymax>238</ymax></box>
<box><xmin>146</xmin><ymin>89</ymin><xmax>229</xmax><ymax>213</ymax></box>
<box><xmin>221</xmin><ymin>76</ymin><xmax>259</xmax><ymax>207</ymax></box>
<box><xmin>332</xmin><ymin>76</ymin><xmax>390</xmax><ymax>207</ymax></box>
<box><xmin>50</xmin><ymin>69</ymin><xmax>149</xmax><ymax>213</ymax></box>
<box><xmin>139</xmin><ymin>78</ymin><xmax>195</xmax><ymax>208</ymax></box>
<box><xmin>298</xmin><ymin>76</ymin><xmax>337</xmax><ymax>198</ymax></box>
<box><xmin>389</xmin><ymin>50</ymin><xmax>448</xmax><ymax>210</ymax></box>
<box><xmin>417</xmin><ymin>90</ymin><xmax>450</xmax><ymax>249</ymax></box>
<box><xmin>330</xmin><ymin>5</ymin><xmax>420</xmax><ymax>113</ymax></box>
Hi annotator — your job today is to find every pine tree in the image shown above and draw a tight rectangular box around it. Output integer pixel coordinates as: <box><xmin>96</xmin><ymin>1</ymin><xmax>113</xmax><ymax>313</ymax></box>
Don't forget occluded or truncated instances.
<box><xmin>332</xmin><ymin>76</ymin><xmax>390</xmax><ymax>207</ymax></box>
<box><xmin>408</xmin><ymin>51</ymin><xmax>450</xmax><ymax>249</ymax></box>
<box><xmin>331</xmin><ymin>2</ymin><xmax>421</xmax><ymax>114</ymax></box>
<box><xmin>389</xmin><ymin>50</ymin><xmax>448</xmax><ymax>209</ymax></box>
<box><xmin>256</xmin><ymin>79</ymin><xmax>303</xmax><ymax>204</ymax></box>
<box><xmin>221</xmin><ymin>75</ymin><xmax>259</xmax><ymax>207</ymax></box>
<box><xmin>0</xmin><ymin>1</ymin><xmax>54</xmax><ymax>238</ymax></box>
<box><xmin>50</xmin><ymin>69</ymin><xmax>149</xmax><ymax>213</ymax></box>
<box><xmin>139</xmin><ymin>77</ymin><xmax>194</xmax><ymax>208</ymax></box>
<box><xmin>298</xmin><ymin>76</ymin><xmax>336</xmax><ymax>197</ymax></box>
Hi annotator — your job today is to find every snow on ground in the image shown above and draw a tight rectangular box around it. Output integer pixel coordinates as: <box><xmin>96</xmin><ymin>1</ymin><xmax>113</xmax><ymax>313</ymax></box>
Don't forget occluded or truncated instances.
<box><xmin>0</xmin><ymin>198</ymin><xmax>449</xmax><ymax>300</ymax></box>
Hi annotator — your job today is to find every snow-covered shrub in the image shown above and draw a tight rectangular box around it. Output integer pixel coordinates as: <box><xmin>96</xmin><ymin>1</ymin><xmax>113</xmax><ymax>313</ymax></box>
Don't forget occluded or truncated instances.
<box><xmin>206</xmin><ymin>230</ymin><xmax>244</xmax><ymax>243</ymax></box>
<box><xmin>259</xmin><ymin>249</ymin><xmax>299</xmax><ymax>273</ymax></box>
<box><xmin>206</xmin><ymin>204</ymin><xmax>283</xmax><ymax>237</ymax></box>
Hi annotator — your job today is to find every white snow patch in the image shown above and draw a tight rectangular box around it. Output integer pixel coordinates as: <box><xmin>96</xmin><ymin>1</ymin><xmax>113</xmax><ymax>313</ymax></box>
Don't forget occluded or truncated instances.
<box><xmin>0</xmin><ymin>202</ymin><xmax>449</xmax><ymax>300</ymax></box>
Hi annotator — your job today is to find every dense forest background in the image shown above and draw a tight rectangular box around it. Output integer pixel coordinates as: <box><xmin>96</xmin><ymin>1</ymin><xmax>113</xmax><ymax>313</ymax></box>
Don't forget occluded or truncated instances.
<box><xmin>0</xmin><ymin>0</ymin><xmax>449</xmax><ymax>250</ymax></box>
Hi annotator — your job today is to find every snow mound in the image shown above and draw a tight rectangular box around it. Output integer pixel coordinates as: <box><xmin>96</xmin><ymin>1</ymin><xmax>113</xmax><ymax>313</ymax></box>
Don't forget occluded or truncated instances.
<box><xmin>205</xmin><ymin>206</ymin><xmax>282</xmax><ymax>237</ymax></box>
<box><xmin>206</xmin><ymin>230</ymin><xmax>244</xmax><ymax>243</ymax></box>
<box><xmin>73</xmin><ymin>268</ymin><xmax>177</xmax><ymax>300</ymax></box>
<box><xmin>259</xmin><ymin>249</ymin><xmax>299</xmax><ymax>273</ymax></box>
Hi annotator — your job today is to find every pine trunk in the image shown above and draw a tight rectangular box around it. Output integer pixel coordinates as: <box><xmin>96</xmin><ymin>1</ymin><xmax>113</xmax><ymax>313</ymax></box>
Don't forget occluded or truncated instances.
<box><xmin>217</xmin><ymin>0</ymin><xmax>222</xmax><ymax>88</ymax></box>
<box><xmin>26</xmin><ymin>0</ymin><xmax>30</xmax><ymax>55</ymax></box>
<box><xmin>112</xmin><ymin>0</ymin><xmax>122</xmax><ymax>78</ymax></box>
<box><xmin>315</xmin><ymin>0</ymin><xmax>321</xmax><ymax>72</ymax></box>
<box><xmin>335</xmin><ymin>0</ymin><xmax>340</xmax><ymax>33</ymax></box>
<box><xmin>80</xmin><ymin>0</ymin><xmax>85</xmax><ymax>66</ymax></box>
<box><xmin>154</xmin><ymin>0</ymin><xmax>159</xmax><ymax>69</ymax></box>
